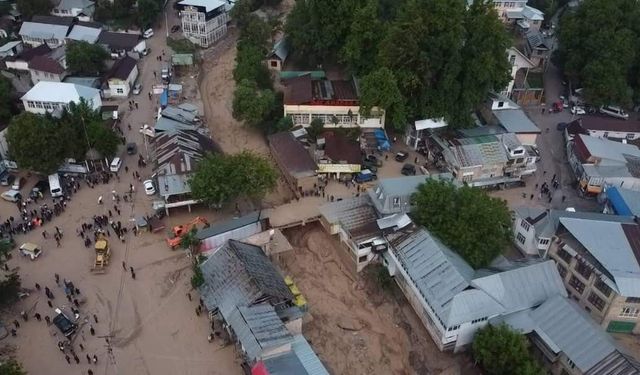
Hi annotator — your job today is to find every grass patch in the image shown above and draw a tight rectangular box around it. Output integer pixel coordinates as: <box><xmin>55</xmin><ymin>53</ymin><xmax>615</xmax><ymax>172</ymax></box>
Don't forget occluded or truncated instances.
<box><xmin>167</xmin><ymin>38</ymin><xmax>197</xmax><ymax>55</ymax></box>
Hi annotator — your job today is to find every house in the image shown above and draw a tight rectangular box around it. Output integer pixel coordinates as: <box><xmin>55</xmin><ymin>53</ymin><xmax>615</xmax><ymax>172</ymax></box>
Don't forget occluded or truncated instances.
<box><xmin>567</xmin><ymin>116</ymin><xmax>640</xmax><ymax>141</ymax></box>
<box><xmin>177</xmin><ymin>0</ymin><xmax>229</xmax><ymax>48</ymax></box>
<box><xmin>503</xmin><ymin>47</ymin><xmax>536</xmax><ymax>97</ymax></box>
<box><xmin>567</xmin><ymin>133</ymin><xmax>640</xmax><ymax>194</ymax></box>
<box><xmin>268</xmin><ymin>132</ymin><xmax>317</xmax><ymax>196</ymax></box>
<box><xmin>0</xmin><ymin>41</ymin><xmax>23</xmax><ymax>58</ymax></box>
<box><xmin>19</xmin><ymin>16</ymin><xmax>74</xmax><ymax>48</ymax></box>
<box><xmin>476</xmin><ymin>0</ymin><xmax>528</xmax><ymax>21</ymax></box>
<box><xmin>97</xmin><ymin>31</ymin><xmax>145</xmax><ymax>58</ymax></box>
<box><xmin>67</xmin><ymin>23</ymin><xmax>102</xmax><ymax>44</ymax></box>
<box><xmin>382</xmin><ymin>226</ymin><xmax>566</xmax><ymax>352</ymax></box>
<box><xmin>601</xmin><ymin>186</ymin><xmax>640</xmax><ymax>217</ymax></box>
<box><xmin>105</xmin><ymin>56</ymin><xmax>138</xmax><ymax>97</ymax></box>
<box><xmin>21</xmin><ymin>81</ymin><xmax>101</xmax><ymax>115</ymax></box>
<box><xmin>405</xmin><ymin>117</ymin><xmax>448</xmax><ymax>150</ymax></box>
<box><xmin>367</xmin><ymin>174</ymin><xmax>456</xmax><ymax>216</ymax></box>
<box><xmin>266</xmin><ymin>38</ymin><xmax>288</xmax><ymax>71</ymax></box>
<box><xmin>514</xmin><ymin>6</ymin><xmax>545</xmax><ymax>33</ymax></box>
<box><xmin>315</xmin><ymin>131</ymin><xmax>361</xmax><ymax>176</ymax></box>
<box><xmin>283</xmin><ymin>74</ymin><xmax>385</xmax><ymax>128</ymax></box>
<box><xmin>512</xmin><ymin>206</ymin><xmax>635</xmax><ymax>258</ymax></box>
<box><xmin>524</xmin><ymin>30</ymin><xmax>551</xmax><ymax>68</ymax></box>
<box><xmin>51</xmin><ymin>0</ymin><xmax>95</xmax><ymax>22</ymax></box>
<box><xmin>251</xmin><ymin>334</ymin><xmax>330</xmax><ymax>375</ymax></box>
<box><xmin>196</xmin><ymin>211</ymin><xmax>266</xmax><ymax>253</ymax></box>
<box><xmin>428</xmin><ymin>131</ymin><xmax>537</xmax><ymax>187</ymax></box>
<box><xmin>4</xmin><ymin>44</ymin><xmax>51</xmax><ymax>71</ymax></box>
<box><xmin>29</xmin><ymin>54</ymin><xmax>67</xmax><ymax>84</ymax></box>
<box><xmin>496</xmin><ymin>295</ymin><xmax>640</xmax><ymax>375</ymax></box>
<box><xmin>549</xmin><ymin>217</ymin><xmax>640</xmax><ymax>334</ymax></box>
<box><xmin>484</xmin><ymin>93</ymin><xmax>541</xmax><ymax>146</ymax></box>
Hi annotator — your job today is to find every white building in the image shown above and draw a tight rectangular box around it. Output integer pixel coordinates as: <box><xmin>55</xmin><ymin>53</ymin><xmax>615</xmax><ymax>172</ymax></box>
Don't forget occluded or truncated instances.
<box><xmin>382</xmin><ymin>227</ymin><xmax>567</xmax><ymax>352</ymax></box>
<box><xmin>51</xmin><ymin>0</ymin><xmax>95</xmax><ymax>21</ymax></box>
<box><xmin>567</xmin><ymin>116</ymin><xmax>640</xmax><ymax>141</ymax></box>
<box><xmin>283</xmin><ymin>74</ymin><xmax>385</xmax><ymax>128</ymax></box>
<box><xmin>105</xmin><ymin>56</ymin><xmax>138</xmax><ymax>97</ymax></box>
<box><xmin>18</xmin><ymin>16</ymin><xmax>73</xmax><ymax>48</ymax></box>
<box><xmin>177</xmin><ymin>0</ymin><xmax>229</xmax><ymax>48</ymax></box>
<box><xmin>504</xmin><ymin>47</ymin><xmax>536</xmax><ymax>96</ymax></box>
<box><xmin>21</xmin><ymin>81</ymin><xmax>101</xmax><ymax>115</ymax></box>
<box><xmin>0</xmin><ymin>41</ymin><xmax>23</xmax><ymax>58</ymax></box>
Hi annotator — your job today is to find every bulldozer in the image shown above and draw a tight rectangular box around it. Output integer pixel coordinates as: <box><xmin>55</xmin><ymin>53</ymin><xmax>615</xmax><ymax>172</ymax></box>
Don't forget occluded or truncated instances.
<box><xmin>166</xmin><ymin>216</ymin><xmax>210</xmax><ymax>249</ymax></box>
<box><xmin>91</xmin><ymin>234</ymin><xmax>111</xmax><ymax>274</ymax></box>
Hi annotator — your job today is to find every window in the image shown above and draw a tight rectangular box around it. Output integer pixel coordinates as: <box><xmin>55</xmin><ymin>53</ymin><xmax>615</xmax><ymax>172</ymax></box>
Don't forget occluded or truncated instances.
<box><xmin>557</xmin><ymin>264</ymin><xmax>567</xmax><ymax>279</ymax></box>
<box><xmin>358</xmin><ymin>255</ymin><xmax>367</xmax><ymax>263</ymax></box>
<box><xmin>520</xmin><ymin>220</ymin><xmax>530</xmax><ymax>231</ymax></box>
<box><xmin>556</xmin><ymin>248</ymin><xmax>573</xmax><ymax>264</ymax></box>
<box><xmin>603</xmin><ymin>132</ymin><xmax>609</xmax><ymax>138</ymax></box>
<box><xmin>116</xmin><ymin>88</ymin><xmax>124</xmax><ymax>94</ymax></box>
<box><xmin>595</xmin><ymin>279</ymin><xmax>612</xmax><ymax>297</ymax></box>
<box><xmin>568</xmin><ymin>359</ymin><xmax>576</xmax><ymax>369</ymax></box>
<box><xmin>270</xmin><ymin>61</ymin><xmax>278</xmax><ymax>67</ymax></box>
<box><xmin>620</xmin><ymin>307</ymin><xmax>640</xmax><ymax>318</ymax></box>
<box><xmin>35</xmin><ymin>102</ymin><xmax>43</xmax><ymax>108</ymax></box>
<box><xmin>574</xmin><ymin>260</ymin><xmax>593</xmax><ymax>280</ymax></box>
<box><xmin>628</xmin><ymin>133</ymin><xmax>636</xmax><ymax>140</ymax></box>
<box><xmin>447</xmin><ymin>325</ymin><xmax>460</xmax><ymax>332</ymax></box>
<box><xmin>539</xmin><ymin>238</ymin><xmax>550</xmax><ymax>246</ymax></box>
<box><xmin>626</xmin><ymin>297</ymin><xmax>640</xmax><ymax>304</ymax></box>
<box><xmin>509</xmin><ymin>55</ymin><xmax>516</xmax><ymax>66</ymax></box>
<box><xmin>471</xmin><ymin>317</ymin><xmax>488</xmax><ymax>324</ymax></box>
<box><xmin>516</xmin><ymin>233</ymin><xmax>526</xmax><ymax>245</ymax></box>
<box><xmin>588</xmin><ymin>292</ymin><xmax>606</xmax><ymax>311</ymax></box>
<box><xmin>568</xmin><ymin>275</ymin><xmax>585</xmax><ymax>295</ymax></box>
<box><xmin>392</xmin><ymin>197</ymin><xmax>400</xmax><ymax>207</ymax></box>
<box><xmin>27</xmin><ymin>101</ymin><xmax>35</xmax><ymax>108</ymax></box>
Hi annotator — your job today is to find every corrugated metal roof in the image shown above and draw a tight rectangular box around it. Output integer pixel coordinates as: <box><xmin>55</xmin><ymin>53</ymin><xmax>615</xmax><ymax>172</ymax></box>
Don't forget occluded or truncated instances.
<box><xmin>227</xmin><ymin>304</ymin><xmax>293</xmax><ymax>362</ymax></box>
<box><xmin>607</xmin><ymin>187</ymin><xmax>640</xmax><ymax>216</ymax></box>
<box><xmin>319</xmin><ymin>196</ymin><xmax>377</xmax><ymax>230</ymax></box>
<box><xmin>261</xmin><ymin>351</ymin><xmax>307</xmax><ymax>375</ymax></box>
<box><xmin>291</xmin><ymin>334</ymin><xmax>330</xmax><ymax>375</ymax></box>
<box><xmin>493</xmin><ymin>109</ymin><xmax>541</xmax><ymax>134</ymax></box>
<box><xmin>529</xmin><ymin>295</ymin><xmax>618</xmax><ymax>372</ymax></box>
<box><xmin>585</xmin><ymin>351</ymin><xmax>640</xmax><ymax>375</ymax></box>
<box><xmin>559</xmin><ymin>218</ymin><xmax>640</xmax><ymax>297</ymax></box>
<box><xmin>196</xmin><ymin>211</ymin><xmax>262</xmax><ymax>240</ymax></box>
<box><xmin>471</xmin><ymin>260</ymin><xmax>567</xmax><ymax>314</ymax></box>
<box><xmin>19</xmin><ymin>21</ymin><xmax>70</xmax><ymax>41</ymax></box>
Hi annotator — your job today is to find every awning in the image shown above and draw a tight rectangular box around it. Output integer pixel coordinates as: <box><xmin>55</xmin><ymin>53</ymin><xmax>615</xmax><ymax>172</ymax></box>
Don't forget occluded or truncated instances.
<box><xmin>415</xmin><ymin>118</ymin><xmax>447</xmax><ymax>131</ymax></box>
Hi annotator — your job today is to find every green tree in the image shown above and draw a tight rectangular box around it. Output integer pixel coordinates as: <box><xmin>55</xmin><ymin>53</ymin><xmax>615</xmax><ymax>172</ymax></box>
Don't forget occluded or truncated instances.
<box><xmin>190</xmin><ymin>151</ymin><xmax>277</xmax><ymax>207</ymax></box>
<box><xmin>341</xmin><ymin>0</ymin><xmax>385</xmax><ymax>75</ymax></box>
<box><xmin>17</xmin><ymin>0</ymin><xmax>53</xmax><ymax>20</ymax></box>
<box><xmin>137</xmin><ymin>0</ymin><xmax>161</xmax><ymax>28</ymax></box>
<box><xmin>412</xmin><ymin>180</ymin><xmax>511</xmax><ymax>268</ymax></box>
<box><xmin>6</xmin><ymin>113</ymin><xmax>64</xmax><ymax>174</ymax></box>
<box><xmin>557</xmin><ymin>0</ymin><xmax>640</xmax><ymax>106</ymax></box>
<box><xmin>307</xmin><ymin>118</ymin><xmax>324</xmax><ymax>141</ymax></box>
<box><xmin>0</xmin><ymin>358</ymin><xmax>27</xmax><ymax>375</ymax></box>
<box><xmin>60</xmin><ymin>100</ymin><xmax>121</xmax><ymax>159</ymax></box>
<box><xmin>0</xmin><ymin>273</ymin><xmax>21</xmax><ymax>308</ymax></box>
<box><xmin>359</xmin><ymin>67</ymin><xmax>407</xmax><ymax>131</ymax></box>
<box><xmin>234</xmin><ymin>43</ymin><xmax>272</xmax><ymax>89</ymax></box>
<box><xmin>66</xmin><ymin>41</ymin><xmax>110</xmax><ymax>76</ymax></box>
<box><xmin>274</xmin><ymin>116</ymin><xmax>293</xmax><ymax>133</ymax></box>
<box><xmin>0</xmin><ymin>75</ymin><xmax>14</xmax><ymax>124</ymax></box>
<box><xmin>233</xmin><ymin>79</ymin><xmax>275</xmax><ymax>127</ymax></box>
<box><xmin>473</xmin><ymin>324</ymin><xmax>544</xmax><ymax>375</ymax></box>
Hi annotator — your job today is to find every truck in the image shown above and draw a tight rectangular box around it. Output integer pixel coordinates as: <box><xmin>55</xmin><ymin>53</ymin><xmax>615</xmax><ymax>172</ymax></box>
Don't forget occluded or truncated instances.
<box><xmin>91</xmin><ymin>234</ymin><xmax>111</xmax><ymax>273</ymax></box>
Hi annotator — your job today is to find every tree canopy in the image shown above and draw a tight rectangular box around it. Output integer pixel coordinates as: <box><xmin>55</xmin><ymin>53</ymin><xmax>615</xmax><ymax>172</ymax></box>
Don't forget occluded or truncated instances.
<box><xmin>556</xmin><ymin>0</ymin><xmax>640</xmax><ymax>107</ymax></box>
<box><xmin>190</xmin><ymin>151</ymin><xmax>277</xmax><ymax>207</ymax></box>
<box><xmin>233</xmin><ymin>79</ymin><xmax>276</xmax><ymax>127</ymax></box>
<box><xmin>137</xmin><ymin>0</ymin><xmax>162</xmax><ymax>28</ymax></box>
<box><xmin>411</xmin><ymin>180</ymin><xmax>511</xmax><ymax>268</ymax></box>
<box><xmin>0</xmin><ymin>75</ymin><xmax>14</xmax><ymax>125</ymax></box>
<box><xmin>473</xmin><ymin>324</ymin><xmax>544</xmax><ymax>375</ymax></box>
<box><xmin>284</xmin><ymin>0</ymin><xmax>510</xmax><ymax>128</ymax></box>
<box><xmin>66</xmin><ymin>41</ymin><xmax>110</xmax><ymax>76</ymax></box>
<box><xmin>17</xmin><ymin>0</ymin><xmax>53</xmax><ymax>20</ymax></box>
<box><xmin>0</xmin><ymin>273</ymin><xmax>21</xmax><ymax>308</ymax></box>
<box><xmin>359</xmin><ymin>67</ymin><xmax>407</xmax><ymax>131</ymax></box>
<box><xmin>0</xmin><ymin>358</ymin><xmax>27</xmax><ymax>375</ymax></box>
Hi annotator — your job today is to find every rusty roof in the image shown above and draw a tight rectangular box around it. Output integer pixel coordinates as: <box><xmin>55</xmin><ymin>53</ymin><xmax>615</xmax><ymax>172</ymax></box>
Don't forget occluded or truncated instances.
<box><xmin>267</xmin><ymin>132</ymin><xmax>317</xmax><ymax>179</ymax></box>
<box><xmin>29</xmin><ymin>55</ymin><xmax>65</xmax><ymax>74</ymax></box>
<box><xmin>283</xmin><ymin>74</ymin><xmax>312</xmax><ymax>105</ymax></box>
<box><xmin>322</xmin><ymin>131</ymin><xmax>361</xmax><ymax>165</ymax></box>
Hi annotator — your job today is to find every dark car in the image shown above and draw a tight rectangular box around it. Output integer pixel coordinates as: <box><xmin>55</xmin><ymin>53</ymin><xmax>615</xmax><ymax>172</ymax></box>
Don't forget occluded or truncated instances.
<box><xmin>395</xmin><ymin>152</ymin><xmax>409</xmax><ymax>162</ymax></box>
<box><xmin>401</xmin><ymin>163</ymin><xmax>416</xmax><ymax>176</ymax></box>
<box><xmin>53</xmin><ymin>309</ymin><xmax>77</xmax><ymax>337</ymax></box>
<box><xmin>355</xmin><ymin>169</ymin><xmax>377</xmax><ymax>183</ymax></box>
<box><xmin>363</xmin><ymin>154</ymin><xmax>383</xmax><ymax>167</ymax></box>
<box><xmin>30</xmin><ymin>180</ymin><xmax>49</xmax><ymax>199</ymax></box>
<box><xmin>126</xmin><ymin>142</ymin><xmax>137</xmax><ymax>155</ymax></box>
<box><xmin>556</xmin><ymin>122</ymin><xmax>568</xmax><ymax>131</ymax></box>
<box><xmin>0</xmin><ymin>174</ymin><xmax>15</xmax><ymax>186</ymax></box>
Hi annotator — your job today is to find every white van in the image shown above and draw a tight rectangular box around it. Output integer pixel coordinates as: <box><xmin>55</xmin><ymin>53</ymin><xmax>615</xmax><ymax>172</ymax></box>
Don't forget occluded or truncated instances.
<box><xmin>143</xmin><ymin>28</ymin><xmax>154</xmax><ymax>39</ymax></box>
<box><xmin>110</xmin><ymin>157</ymin><xmax>122</xmax><ymax>173</ymax></box>
<box><xmin>599</xmin><ymin>105</ymin><xmax>629</xmax><ymax>120</ymax></box>
<box><xmin>48</xmin><ymin>174</ymin><xmax>63</xmax><ymax>198</ymax></box>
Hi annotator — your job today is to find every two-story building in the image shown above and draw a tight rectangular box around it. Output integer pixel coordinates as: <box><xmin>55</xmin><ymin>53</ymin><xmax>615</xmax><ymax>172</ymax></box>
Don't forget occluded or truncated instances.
<box><xmin>177</xmin><ymin>0</ymin><xmax>229</xmax><ymax>48</ymax></box>
<box><xmin>549</xmin><ymin>217</ymin><xmax>640</xmax><ymax>334</ymax></box>
<box><xmin>504</xmin><ymin>47</ymin><xmax>536</xmax><ymax>97</ymax></box>
<box><xmin>28</xmin><ymin>46</ymin><xmax>67</xmax><ymax>85</ymax></box>
<box><xmin>105</xmin><ymin>56</ymin><xmax>138</xmax><ymax>97</ymax></box>
<box><xmin>524</xmin><ymin>30</ymin><xmax>551</xmax><ymax>68</ymax></box>
<box><xmin>51</xmin><ymin>0</ymin><xmax>95</xmax><ymax>21</ymax></box>
<box><xmin>383</xmin><ymin>226</ymin><xmax>567</xmax><ymax>352</ymax></box>
<box><xmin>21</xmin><ymin>81</ymin><xmax>101</xmax><ymax>115</ymax></box>
<box><xmin>283</xmin><ymin>74</ymin><xmax>385</xmax><ymax>129</ymax></box>
<box><xmin>567</xmin><ymin>133</ymin><xmax>640</xmax><ymax>194</ymax></box>
<box><xmin>4</xmin><ymin>44</ymin><xmax>51</xmax><ymax>71</ymax></box>
<box><xmin>567</xmin><ymin>116</ymin><xmax>640</xmax><ymax>141</ymax></box>
<box><xmin>19</xmin><ymin>15</ymin><xmax>74</xmax><ymax>48</ymax></box>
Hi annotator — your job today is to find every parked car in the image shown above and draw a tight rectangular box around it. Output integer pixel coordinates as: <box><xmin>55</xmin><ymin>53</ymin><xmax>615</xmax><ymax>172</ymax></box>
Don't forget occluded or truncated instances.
<box><xmin>395</xmin><ymin>152</ymin><xmax>409</xmax><ymax>162</ymax></box>
<box><xmin>1</xmin><ymin>190</ymin><xmax>22</xmax><ymax>202</ymax></box>
<box><xmin>126</xmin><ymin>142</ymin><xmax>138</xmax><ymax>155</ymax></box>
<box><xmin>363</xmin><ymin>154</ymin><xmax>383</xmax><ymax>167</ymax></box>
<box><xmin>19</xmin><ymin>242</ymin><xmax>42</xmax><ymax>260</ymax></box>
<box><xmin>132</xmin><ymin>83</ymin><xmax>142</xmax><ymax>95</ymax></box>
<box><xmin>0</xmin><ymin>174</ymin><xmax>15</xmax><ymax>186</ymax></box>
<box><xmin>53</xmin><ymin>308</ymin><xmax>77</xmax><ymax>337</ymax></box>
<box><xmin>570</xmin><ymin>106</ymin><xmax>585</xmax><ymax>115</ymax></box>
<box><xmin>143</xmin><ymin>28</ymin><xmax>154</xmax><ymax>39</ymax></box>
<box><xmin>401</xmin><ymin>163</ymin><xmax>416</xmax><ymax>176</ymax></box>
<box><xmin>30</xmin><ymin>180</ymin><xmax>49</xmax><ymax>199</ymax></box>
<box><xmin>142</xmin><ymin>48</ymin><xmax>151</xmax><ymax>56</ymax></box>
<box><xmin>143</xmin><ymin>180</ymin><xmax>156</xmax><ymax>195</ymax></box>
<box><xmin>11</xmin><ymin>177</ymin><xmax>26</xmax><ymax>190</ymax></box>
<box><xmin>599</xmin><ymin>105</ymin><xmax>629</xmax><ymax>120</ymax></box>
<box><xmin>355</xmin><ymin>169</ymin><xmax>377</xmax><ymax>184</ymax></box>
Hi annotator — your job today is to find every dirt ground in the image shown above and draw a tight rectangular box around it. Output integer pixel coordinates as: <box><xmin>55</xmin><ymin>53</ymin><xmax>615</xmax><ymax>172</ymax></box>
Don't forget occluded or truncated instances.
<box><xmin>278</xmin><ymin>224</ymin><xmax>479</xmax><ymax>375</ymax></box>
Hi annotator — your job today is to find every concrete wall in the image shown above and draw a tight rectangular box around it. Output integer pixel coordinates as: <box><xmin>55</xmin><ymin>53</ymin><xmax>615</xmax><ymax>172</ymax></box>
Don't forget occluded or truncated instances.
<box><xmin>284</xmin><ymin>104</ymin><xmax>385</xmax><ymax>128</ymax></box>
<box><xmin>587</xmin><ymin>129</ymin><xmax>640</xmax><ymax>141</ymax></box>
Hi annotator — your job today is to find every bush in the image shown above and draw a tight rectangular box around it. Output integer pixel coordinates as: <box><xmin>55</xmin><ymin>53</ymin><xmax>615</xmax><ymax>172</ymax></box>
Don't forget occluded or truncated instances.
<box><xmin>191</xmin><ymin>264</ymin><xmax>204</xmax><ymax>289</ymax></box>
<box><xmin>167</xmin><ymin>38</ymin><xmax>197</xmax><ymax>54</ymax></box>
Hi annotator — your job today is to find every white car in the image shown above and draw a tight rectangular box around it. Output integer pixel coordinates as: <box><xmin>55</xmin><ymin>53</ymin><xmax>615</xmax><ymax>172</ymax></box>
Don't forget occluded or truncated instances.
<box><xmin>143</xmin><ymin>28</ymin><xmax>154</xmax><ymax>39</ymax></box>
<box><xmin>1</xmin><ymin>189</ymin><xmax>22</xmax><ymax>202</ymax></box>
<box><xmin>132</xmin><ymin>83</ymin><xmax>142</xmax><ymax>95</ymax></box>
<box><xmin>599</xmin><ymin>105</ymin><xmax>629</xmax><ymax>120</ymax></box>
<box><xmin>570</xmin><ymin>106</ymin><xmax>586</xmax><ymax>115</ymax></box>
<box><xmin>143</xmin><ymin>180</ymin><xmax>156</xmax><ymax>195</ymax></box>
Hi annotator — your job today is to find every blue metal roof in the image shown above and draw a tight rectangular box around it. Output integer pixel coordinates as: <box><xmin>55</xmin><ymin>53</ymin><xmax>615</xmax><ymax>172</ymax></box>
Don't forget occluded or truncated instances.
<box><xmin>607</xmin><ymin>186</ymin><xmax>640</xmax><ymax>216</ymax></box>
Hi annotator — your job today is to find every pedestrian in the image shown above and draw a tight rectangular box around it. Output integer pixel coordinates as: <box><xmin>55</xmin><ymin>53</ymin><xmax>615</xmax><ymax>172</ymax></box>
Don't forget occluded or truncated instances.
<box><xmin>122</xmin><ymin>261</ymin><xmax>126</xmax><ymax>270</ymax></box>
<box><xmin>42</xmin><ymin>230</ymin><xmax>47</xmax><ymax>238</ymax></box>
<box><xmin>88</xmin><ymin>370</ymin><xmax>94</xmax><ymax>375</ymax></box>
<box><xmin>10</xmin><ymin>328</ymin><xmax>16</xmax><ymax>336</ymax></box>
<box><xmin>56</xmin><ymin>237</ymin><xmax>61</xmax><ymax>247</ymax></box>
<box><xmin>93</xmin><ymin>314</ymin><xmax>98</xmax><ymax>323</ymax></box>
<box><xmin>98</xmin><ymin>196</ymin><xmax>103</xmax><ymax>205</ymax></box>
<box><xmin>13</xmin><ymin>320</ymin><xmax>19</xmax><ymax>328</ymax></box>
<box><xmin>65</xmin><ymin>355</ymin><xmax>71</xmax><ymax>364</ymax></box>
<box><xmin>187</xmin><ymin>292</ymin><xmax>192</xmax><ymax>301</ymax></box>
<box><xmin>74</xmin><ymin>354</ymin><xmax>80</xmax><ymax>364</ymax></box>
<box><xmin>35</xmin><ymin>282</ymin><xmax>41</xmax><ymax>290</ymax></box>
<box><xmin>55</xmin><ymin>273</ymin><xmax>60</xmax><ymax>283</ymax></box>
<box><xmin>530</xmin><ymin>194</ymin><xmax>534</xmax><ymax>200</ymax></box>
<box><xmin>92</xmin><ymin>355</ymin><xmax>98</xmax><ymax>364</ymax></box>
<box><xmin>34</xmin><ymin>312</ymin><xmax>41</xmax><ymax>321</ymax></box>
<box><xmin>562</xmin><ymin>195</ymin><xmax>566</xmax><ymax>202</ymax></box>
<box><xmin>135</xmin><ymin>102</ymin><xmax>139</xmax><ymax>109</ymax></box>
<box><xmin>47</xmin><ymin>300</ymin><xmax>53</xmax><ymax>308</ymax></box>
<box><xmin>20</xmin><ymin>311</ymin><xmax>27</xmax><ymax>321</ymax></box>
<box><xmin>90</xmin><ymin>325</ymin><xmax>95</xmax><ymax>335</ymax></box>
<box><xmin>73</xmin><ymin>299</ymin><xmax>79</xmax><ymax>307</ymax></box>
<box><xmin>45</xmin><ymin>315</ymin><xmax>51</xmax><ymax>325</ymax></box>
<box><xmin>131</xmin><ymin>270</ymin><xmax>136</xmax><ymax>279</ymax></box>
<box><xmin>79</xmin><ymin>343</ymin><xmax>84</xmax><ymax>351</ymax></box>
<box><xmin>195</xmin><ymin>307</ymin><xmax>200</xmax><ymax>316</ymax></box>
<box><xmin>75</xmin><ymin>287</ymin><xmax>81</xmax><ymax>295</ymax></box>
<box><xmin>86</xmin><ymin>354</ymin><xmax>91</xmax><ymax>364</ymax></box>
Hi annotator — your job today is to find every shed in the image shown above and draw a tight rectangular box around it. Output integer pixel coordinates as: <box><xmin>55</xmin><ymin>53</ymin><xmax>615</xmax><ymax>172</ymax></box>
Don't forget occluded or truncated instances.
<box><xmin>266</xmin><ymin>38</ymin><xmax>288</xmax><ymax>71</ymax></box>
<box><xmin>267</xmin><ymin>132</ymin><xmax>317</xmax><ymax>195</ymax></box>
<box><xmin>196</xmin><ymin>211</ymin><xmax>265</xmax><ymax>252</ymax></box>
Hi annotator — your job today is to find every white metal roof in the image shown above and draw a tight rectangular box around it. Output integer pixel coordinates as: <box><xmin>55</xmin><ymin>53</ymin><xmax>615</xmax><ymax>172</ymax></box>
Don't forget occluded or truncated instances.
<box><xmin>67</xmin><ymin>25</ymin><xmax>101</xmax><ymax>43</ymax></box>
<box><xmin>0</xmin><ymin>41</ymin><xmax>21</xmax><ymax>52</ymax></box>
<box><xmin>178</xmin><ymin>0</ymin><xmax>226</xmax><ymax>12</ymax></box>
<box><xmin>21</xmin><ymin>81</ymin><xmax>99</xmax><ymax>103</ymax></box>
<box><xmin>415</xmin><ymin>118</ymin><xmax>447</xmax><ymax>131</ymax></box>
<box><xmin>493</xmin><ymin>108</ymin><xmax>541</xmax><ymax>134</ymax></box>
<box><xmin>19</xmin><ymin>22</ymin><xmax>70</xmax><ymax>41</ymax></box>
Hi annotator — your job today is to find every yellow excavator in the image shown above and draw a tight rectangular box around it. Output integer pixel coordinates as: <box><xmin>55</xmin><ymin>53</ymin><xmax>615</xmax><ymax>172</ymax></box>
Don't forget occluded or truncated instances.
<box><xmin>91</xmin><ymin>233</ymin><xmax>111</xmax><ymax>274</ymax></box>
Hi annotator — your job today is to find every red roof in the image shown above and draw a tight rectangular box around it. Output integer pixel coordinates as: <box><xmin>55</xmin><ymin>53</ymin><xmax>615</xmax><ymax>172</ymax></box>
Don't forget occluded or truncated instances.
<box><xmin>29</xmin><ymin>55</ymin><xmax>65</xmax><ymax>74</ymax></box>
<box><xmin>322</xmin><ymin>131</ymin><xmax>361</xmax><ymax>164</ymax></box>
<box><xmin>283</xmin><ymin>74</ymin><xmax>312</xmax><ymax>105</ymax></box>
<box><xmin>251</xmin><ymin>361</ymin><xmax>269</xmax><ymax>375</ymax></box>
<box><xmin>573</xmin><ymin>134</ymin><xmax>592</xmax><ymax>162</ymax></box>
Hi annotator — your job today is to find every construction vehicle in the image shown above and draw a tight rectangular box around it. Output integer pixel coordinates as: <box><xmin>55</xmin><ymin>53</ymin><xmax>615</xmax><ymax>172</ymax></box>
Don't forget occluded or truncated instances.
<box><xmin>91</xmin><ymin>234</ymin><xmax>111</xmax><ymax>273</ymax></box>
<box><xmin>166</xmin><ymin>216</ymin><xmax>209</xmax><ymax>249</ymax></box>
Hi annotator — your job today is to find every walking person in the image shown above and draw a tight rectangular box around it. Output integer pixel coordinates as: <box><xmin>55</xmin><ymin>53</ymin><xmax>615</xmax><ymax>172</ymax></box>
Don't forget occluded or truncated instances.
<box><xmin>86</xmin><ymin>354</ymin><xmax>91</xmax><ymax>364</ymax></box>
<box><xmin>92</xmin><ymin>355</ymin><xmax>98</xmax><ymax>364</ymax></box>
<box><xmin>65</xmin><ymin>355</ymin><xmax>71</xmax><ymax>364</ymax></box>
